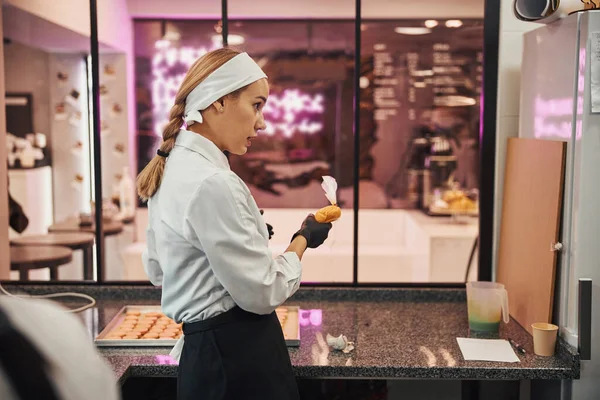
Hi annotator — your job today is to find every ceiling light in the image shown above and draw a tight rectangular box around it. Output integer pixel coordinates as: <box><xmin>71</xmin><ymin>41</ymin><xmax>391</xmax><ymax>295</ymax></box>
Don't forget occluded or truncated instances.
<box><xmin>424</xmin><ymin>20</ymin><xmax>438</xmax><ymax>28</ymax></box>
<box><xmin>435</xmin><ymin>95</ymin><xmax>476</xmax><ymax>107</ymax></box>
<box><xmin>359</xmin><ymin>76</ymin><xmax>370</xmax><ymax>89</ymax></box>
<box><xmin>394</xmin><ymin>27</ymin><xmax>432</xmax><ymax>35</ymax></box>
<box><xmin>445</xmin><ymin>20</ymin><xmax>463</xmax><ymax>28</ymax></box>
<box><xmin>164</xmin><ymin>30</ymin><xmax>181</xmax><ymax>41</ymax></box>
<box><xmin>211</xmin><ymin>34</ymin><xmax>245</xmax><ymax>46</ymax></box>
<box><xmin>411</xmin><ymin>70</ymin><xmax>434</xmax><ymax>77</ymax></box>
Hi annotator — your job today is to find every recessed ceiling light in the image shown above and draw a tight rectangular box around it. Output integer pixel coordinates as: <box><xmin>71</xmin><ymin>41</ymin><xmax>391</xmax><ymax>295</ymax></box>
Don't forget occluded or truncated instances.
<box><xmin>212</xmin><ymin>34</ymin><xmax>245</xmax><ymax>46</ymax></box>
<box><xmin>411</xmin><ymin>70</ymin><xmax>434</xmax><ymax>77</ymax></box>
<box><xmin>360</xmin><ymin>76</ymin><xmax>370</xmax><ymax>89</ymax></box>
<box><xmin>424</xmin><ymin>20</ymin><xmax>438</xmax><ymax>28</ymax></box>
<box><xmin>445</xmin><ymin>20</ymin><xmax>463</xmax><ymax>28</ymax></box>
<box><xmin>164</xmin><ymin>30</ymin><xmax>181</xmax><ymax>41</ymax></box>
<box><xmin>394</xmin><ymin>27</ymin><xmax>432</xmax><ymax>35</ymax></box>
<box><xmin>435</xmin><ymin>95</ymin><xmax>476</xmax><ymax>106</ymax></box>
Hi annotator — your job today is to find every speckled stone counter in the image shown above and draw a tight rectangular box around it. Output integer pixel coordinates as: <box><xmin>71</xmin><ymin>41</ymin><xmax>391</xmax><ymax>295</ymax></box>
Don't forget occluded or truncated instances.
<box><xmin>2</xmin><ymin>284</ymin><xmax>580</xmax><ymax>385</ymax></box>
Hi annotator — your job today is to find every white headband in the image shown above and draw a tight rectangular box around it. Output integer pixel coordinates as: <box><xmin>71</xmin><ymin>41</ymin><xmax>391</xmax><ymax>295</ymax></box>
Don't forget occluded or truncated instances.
<box><xmin>184</xmin><ymin>52</ymin><xmax>267</xmax><ymax>126</ymax></box>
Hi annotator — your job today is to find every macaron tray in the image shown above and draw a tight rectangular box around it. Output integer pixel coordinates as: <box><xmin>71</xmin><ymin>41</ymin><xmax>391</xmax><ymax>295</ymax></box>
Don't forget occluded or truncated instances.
<box><xmin>95</xmin><ymin>305</ymin><xmax>300</xmax><ymax>347</ymax></box>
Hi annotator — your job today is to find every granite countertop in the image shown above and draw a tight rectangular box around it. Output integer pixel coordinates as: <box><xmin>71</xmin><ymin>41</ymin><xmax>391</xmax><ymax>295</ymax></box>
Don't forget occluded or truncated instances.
<box><xmin>4</xmin><ymin>285</ymin><xmax>580</xmax><ymax>385</ymax></box>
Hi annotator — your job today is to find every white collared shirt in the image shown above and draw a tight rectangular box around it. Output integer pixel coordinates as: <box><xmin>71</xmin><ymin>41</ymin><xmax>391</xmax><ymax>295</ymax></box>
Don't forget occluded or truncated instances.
<box><xmin>143</xmin><ymin>129</ymin><xmax>302</xmax><ymax>323</ymax></box>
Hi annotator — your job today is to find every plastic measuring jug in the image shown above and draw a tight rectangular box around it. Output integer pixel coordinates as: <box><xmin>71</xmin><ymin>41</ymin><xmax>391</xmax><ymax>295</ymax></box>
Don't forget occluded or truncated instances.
<box><xmin>466</xmin><ymin>282</ymin><xmax>510</xmax><ymax>332</ymax></box>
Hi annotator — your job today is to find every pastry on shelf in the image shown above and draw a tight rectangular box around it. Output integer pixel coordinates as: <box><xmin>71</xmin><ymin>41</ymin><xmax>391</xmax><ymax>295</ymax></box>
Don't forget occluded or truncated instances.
<box><xmin>448</xmin><ymin>196</ymin><xmax>477</xmax><ymax>211</ymax></box>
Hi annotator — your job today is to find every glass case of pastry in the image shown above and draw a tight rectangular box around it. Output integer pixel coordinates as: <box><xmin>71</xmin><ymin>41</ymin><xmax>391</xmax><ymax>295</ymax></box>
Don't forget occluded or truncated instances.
<box><xmin>422</xmin><ymin>148</ymin><xmax>479</xmax><ymax>217</ymax></box>
<box><xmin>428</xmin><ymin>185</ymin><xmax>479</xmax><ymax>216</ymax></box>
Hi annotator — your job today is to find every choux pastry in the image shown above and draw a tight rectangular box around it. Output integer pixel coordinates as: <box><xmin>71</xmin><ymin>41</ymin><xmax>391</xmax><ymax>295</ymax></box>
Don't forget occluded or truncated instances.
<box><xmin>315</xmin><ymin>205</ymin><xmax>341</xmax><ymax>223</ymax></box>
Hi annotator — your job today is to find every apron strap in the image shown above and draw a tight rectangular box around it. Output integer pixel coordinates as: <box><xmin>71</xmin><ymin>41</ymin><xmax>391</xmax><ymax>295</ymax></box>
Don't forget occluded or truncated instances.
<box><xmin>183</xmin><ymin>306</ymin><xmax>268</xmax><ymax>335</ymax></box>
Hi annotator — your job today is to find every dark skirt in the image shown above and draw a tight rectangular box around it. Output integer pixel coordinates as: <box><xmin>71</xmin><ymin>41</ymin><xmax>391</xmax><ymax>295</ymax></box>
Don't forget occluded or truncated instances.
<box><xmin>177</xmin><ymin>306</ymin><xmax>300</xmax><ymax>400</ymax></box>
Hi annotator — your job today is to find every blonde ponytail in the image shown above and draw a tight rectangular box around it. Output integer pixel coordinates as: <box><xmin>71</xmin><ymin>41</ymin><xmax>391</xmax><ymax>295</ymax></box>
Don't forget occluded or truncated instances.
<box><xmin>136</xmin><ymin>103</ymin><xmax>185</xmax><ymax>200</ymax></box>
<box><xmin>136</xmin><ymin>48</ymin><xmax>242</xmax><ymax>200</ymax></box>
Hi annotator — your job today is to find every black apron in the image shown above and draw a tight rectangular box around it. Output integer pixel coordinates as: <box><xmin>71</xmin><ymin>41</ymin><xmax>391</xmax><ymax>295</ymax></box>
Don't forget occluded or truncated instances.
<box><xmin>177</xmin><ymin>306</ymin><xmax>300</xmax><ymax>400</ymax></box>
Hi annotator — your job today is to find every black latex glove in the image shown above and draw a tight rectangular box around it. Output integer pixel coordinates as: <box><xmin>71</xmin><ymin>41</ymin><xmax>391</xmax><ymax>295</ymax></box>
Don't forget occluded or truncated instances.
<box><xmin>259</xmin><ymin>209</ymin><xmax>274</xmax><ymax>240</ymax></box>
<box><xmin>291</xmin><ymin>214</ymin><xmax>332</xmax><ymax>249</ymax></box>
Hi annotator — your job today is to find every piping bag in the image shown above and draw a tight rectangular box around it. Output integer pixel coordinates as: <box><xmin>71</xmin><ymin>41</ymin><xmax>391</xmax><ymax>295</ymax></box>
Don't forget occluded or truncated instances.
<box><xmin>315</xmin><ymin>176</ymin><xmax>341</xmax><ymax>223</ymax></box>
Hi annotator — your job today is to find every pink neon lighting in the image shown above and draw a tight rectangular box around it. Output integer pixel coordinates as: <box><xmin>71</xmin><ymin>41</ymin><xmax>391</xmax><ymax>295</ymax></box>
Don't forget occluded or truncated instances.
<box><xmin>533</xmin><ymin>49</ymin><xmax>585</xmax><ymax>140</ymax></box>
<box><xmin>262</xmin><ymin>90</ymin><xmax>324</xmax><ymax>138</ymax></box>
<box><xmin>298</xmin><ymin>309</ymin><xmax>323</xmax><ymax>327</ymax></box>
<box><xmin>151</xmin><ymin>42</ymin><xmax>325</xmax><ymax>138</ymax></box>
<box><xmin>155</xmin><ymin>355</ymin><xmax>178</xmax><ymax>365</ymax></box>
<box><xmin>152</xmin><ymin>44</ymin><xmax>212</xmax><ymax>136</ymax></box>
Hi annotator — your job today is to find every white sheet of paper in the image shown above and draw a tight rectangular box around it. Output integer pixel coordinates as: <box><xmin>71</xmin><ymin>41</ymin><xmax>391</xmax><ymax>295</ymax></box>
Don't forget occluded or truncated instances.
<box><xmin>456</xmin><ymin>338</ymin><xmax>520</xmax><ymax>363</ymax></box>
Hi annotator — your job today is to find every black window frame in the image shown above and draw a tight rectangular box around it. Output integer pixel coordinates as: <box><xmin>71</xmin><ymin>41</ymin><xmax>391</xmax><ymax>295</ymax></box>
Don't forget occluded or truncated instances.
<box><xmin>22</xmin><ymin>0</ymin><xmax>498</xmax><ymax>288</ymax></box>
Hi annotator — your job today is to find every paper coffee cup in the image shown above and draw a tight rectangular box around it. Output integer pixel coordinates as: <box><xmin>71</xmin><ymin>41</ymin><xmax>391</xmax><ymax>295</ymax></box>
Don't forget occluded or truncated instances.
<box><xmin>531</xmin><ymin>322</ymin><xmax>558</xmax><ymax>356</ymax></box>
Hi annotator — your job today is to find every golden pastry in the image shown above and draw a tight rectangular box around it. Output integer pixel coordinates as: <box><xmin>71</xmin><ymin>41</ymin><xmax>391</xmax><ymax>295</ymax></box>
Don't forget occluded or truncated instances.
<box><xmin>145</xmin><ymin>312</ymin><xmax>161</xmax><ymax>317</ymax></box>
<box><xmin>449</xmin><ymin>197</ymin><xmax>476</xmax><ymax>211</ymax></box>
<box><xmin>442</xmin><ymin>190</ymin><xmax>464</xmax><ymax>203</ymax></box>
<box><xmin>315</xmin><ymin>205</ymin><xmax>341</xmax><ymax>223</ymax></box>
<box><xmin>142</xmin><ymin>332</ymin><xmax>159</xmax><ymax>339</ymax></box>
<box><xmin>123</xmin><ymin>333</ymin><xmax>140</xmax><ymax>339</ymax></box>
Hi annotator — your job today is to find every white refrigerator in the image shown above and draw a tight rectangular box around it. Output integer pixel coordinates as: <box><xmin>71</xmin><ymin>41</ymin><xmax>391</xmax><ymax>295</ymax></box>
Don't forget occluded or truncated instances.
<box><xmin>519</xmin><ymin>10</ymin><xmax>600</xmax><ymax>398</ymax></box>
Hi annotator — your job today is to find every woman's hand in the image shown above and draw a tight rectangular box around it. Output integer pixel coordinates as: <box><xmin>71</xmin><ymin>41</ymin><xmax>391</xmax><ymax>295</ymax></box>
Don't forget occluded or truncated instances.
<box><xmin>291</xmin><ymin>214</ymin><xmax>332</xmax><ymax>248</ymax></box>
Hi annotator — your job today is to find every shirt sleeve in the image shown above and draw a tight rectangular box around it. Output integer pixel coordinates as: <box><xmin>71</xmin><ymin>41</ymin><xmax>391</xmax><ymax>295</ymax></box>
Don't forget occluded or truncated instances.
<box><xmin>142</xmin><ymin>200</ymin><xmax>163</xmax><ymax>286</ymax></box>
<box><xmin>183</xmin><ymin>171</ymin><xmax>302</xmax><ymax>315</ymax></box>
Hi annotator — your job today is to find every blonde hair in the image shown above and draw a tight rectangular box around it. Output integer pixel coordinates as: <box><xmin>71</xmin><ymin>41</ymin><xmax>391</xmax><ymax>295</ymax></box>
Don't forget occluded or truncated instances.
<box><xmin>136</xmin><ymin>47</ymin><xmax>242</xmax><ymax>200</ymax></box>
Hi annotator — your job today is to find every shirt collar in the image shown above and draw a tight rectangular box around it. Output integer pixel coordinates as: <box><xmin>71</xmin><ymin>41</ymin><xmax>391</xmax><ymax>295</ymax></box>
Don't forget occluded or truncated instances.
<box><xmin>174</xmin><ymin>129</ymin><xmax>230</xmax><ymax>170</ymax></box>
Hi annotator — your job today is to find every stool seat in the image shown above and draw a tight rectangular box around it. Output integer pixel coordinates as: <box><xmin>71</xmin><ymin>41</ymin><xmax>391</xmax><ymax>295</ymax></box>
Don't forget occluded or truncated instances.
<box><xmin>10</xmin><ymin>245</ymin><xmax>73</xmax><ymax>281</ymax></box>
<box><xmin>48</xmin><ymin>218</ymin><xmax>123</xmax><ymax>236</ymax></box>
<box><xmin>11</xmin><ymin>233</ymin><xmax>95</xmax><ymax>280</ymax></box>
<box><xmin>11</xmin><ymin>232</ymin><xmax>95</xmax><ymax>250</ymax></box>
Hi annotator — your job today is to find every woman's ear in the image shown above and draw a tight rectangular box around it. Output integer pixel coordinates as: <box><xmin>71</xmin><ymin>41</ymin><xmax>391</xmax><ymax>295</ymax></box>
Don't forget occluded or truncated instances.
<box><xmin>210</xmin><ymin>99</ymin><xmax>225</xmax><ymax>113</ymax></box>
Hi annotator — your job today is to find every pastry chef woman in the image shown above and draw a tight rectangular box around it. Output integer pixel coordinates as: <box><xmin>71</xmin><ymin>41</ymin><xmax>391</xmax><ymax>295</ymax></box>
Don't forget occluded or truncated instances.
<box><xmin>136</xmin><ymin>48</ymin><xmax>333</xmax><ymax>400</ymax></box>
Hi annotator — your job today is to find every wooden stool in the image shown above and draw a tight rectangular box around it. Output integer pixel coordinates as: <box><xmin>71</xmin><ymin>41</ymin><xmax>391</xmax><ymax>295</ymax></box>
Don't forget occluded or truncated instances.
<box><xmin>10</xmin><ymin>245</ymin><xmax>73</xmax><ymax>281</ymax></box>
<box><xmin>11</xmin><ymin>233</ymin><xmax>95</xmax><ymax>280</ymax></box>
<box><xmin>48</xmin><ymin>218</ymin><xmax>124</xmax><ymax>236</ymax></box>
<box><xmin>48</xmin><ymin>218</ymin><xmax>124</xmax><ymax>273</ymax></box>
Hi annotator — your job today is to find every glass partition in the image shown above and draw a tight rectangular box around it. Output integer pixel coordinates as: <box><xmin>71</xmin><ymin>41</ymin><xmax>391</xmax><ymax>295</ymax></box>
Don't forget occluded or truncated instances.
<box><xmin>226</xmin><ymin>1</ymin><xmax>356</xmax><ymax>283</ymax></box>
<box><xmin>1</xmin><ymin>0</ymin><xmax>496</xmax><ymax>286</ymax></box>
<box><xmin>3</xmin><ymin>2</ymin><xmax>95</xmax><ymax>281</ymax></box>
<box><xmin>357</xmin><ymin>16</ymin><xmax>483</xmax><ymax>283</ymax></box>
<box><xmin>109</xmin><ymin>18</ymin><xmax>221</xmax><ymax>281</ymax></box>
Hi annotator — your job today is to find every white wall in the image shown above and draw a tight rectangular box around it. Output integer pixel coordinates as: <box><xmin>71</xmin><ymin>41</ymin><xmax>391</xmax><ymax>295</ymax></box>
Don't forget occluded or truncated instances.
<box><xmin>495</xmin><ymin>7</ymin><xmax>600</xmax><ymax>399</ymax></box>
<box><xmin>5</xmin><ymin>0</ymin><xmax>132</xmax><ymax>53</ymax></box>
<box><xmin>4</xmin><ymin>42</ymin><xmax>51</xmax><ymax>140</ymax></box>
<box><xmin>127</xmin><ymin>0</ymin><xmax>484</xmax><ymax>19</ymax></box>
<box><xmin>6</xmin><ymin>0</ymin><xmax>137</xmax><ymax>182</ymax></box>
<box><xmin>492</xmin><ymin>0</ymin><xmax>538</xmax><ymax>276</ymax></box>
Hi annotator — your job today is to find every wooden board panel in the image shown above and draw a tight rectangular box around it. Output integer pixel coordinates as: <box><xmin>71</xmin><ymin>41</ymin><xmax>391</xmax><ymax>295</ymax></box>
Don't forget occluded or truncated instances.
<box><xmin>497</xmin><ymin>138</ymin><xmax>566</xmax><ymax>335</ymax></box>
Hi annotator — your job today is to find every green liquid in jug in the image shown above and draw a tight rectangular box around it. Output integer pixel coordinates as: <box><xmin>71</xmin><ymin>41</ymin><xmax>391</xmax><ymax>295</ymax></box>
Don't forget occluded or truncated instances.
<box><xmin>468</xmin><ymin>320</ymin><xmax>500</xmax><ymax>333</ymax></box>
